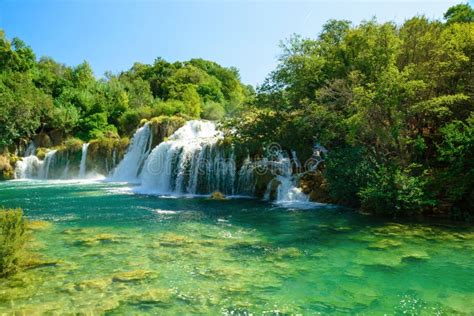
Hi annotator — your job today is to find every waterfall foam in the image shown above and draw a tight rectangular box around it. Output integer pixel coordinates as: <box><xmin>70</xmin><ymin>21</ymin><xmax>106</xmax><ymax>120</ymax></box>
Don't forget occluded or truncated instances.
<box><xmin>78</xmin><ymin>143</ymin><xmax>90</xmax><ymax>178</ymax></box>
<box><xmin>38</xmin><ymin>150</ymin><xmax>57</xmax><ymax>179</ymax></box>
<box><xmin>110</xmin><ymin>123</ymin><xmax>152</xmax><ymax>183</ymax></box>
<box><xmin>262</xmin><ymin>151</ymin><xmax>311</xmax><ymax>207</ymax></box>
<box><xmin>138</xmin><ymin>120</ymin><xmax>236</xmax><ymax>195</ymax></box>
<box><xmin>24</xmin><ymin>142</ymin><xmax>36</xmax><ymax>157</ymax></box>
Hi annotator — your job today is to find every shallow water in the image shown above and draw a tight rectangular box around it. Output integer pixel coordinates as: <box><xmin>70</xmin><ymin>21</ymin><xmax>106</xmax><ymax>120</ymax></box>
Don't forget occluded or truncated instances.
<box><xmin>0</xmin><ymin>180</ymin><xmax>473</xmax><ymax>314</ymax></box>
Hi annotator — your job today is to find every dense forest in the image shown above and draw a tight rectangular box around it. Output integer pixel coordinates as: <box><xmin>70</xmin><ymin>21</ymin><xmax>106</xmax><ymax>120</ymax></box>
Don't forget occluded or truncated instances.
<box><xmin>1</xmin><ymin>3</ymin><xmax>473</xmax><ymax>219</ymax></box>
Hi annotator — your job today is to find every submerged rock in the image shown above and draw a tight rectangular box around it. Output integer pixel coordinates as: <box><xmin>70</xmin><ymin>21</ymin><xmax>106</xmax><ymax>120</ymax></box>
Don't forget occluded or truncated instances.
<box><xmin>210</xmin><ymin>191</ymin><xmax>225</xmax><ymax>200</ymax></box>
<box><xmin>112</xmin><ymin>270</ymin><xmax>155</xmax><ymax>282</ymax></box>
<box><xmin>75</xmin><ymin>278</ymin><xmax>111</xmax><ymax>291</ymax></box>
<box><xmin>28</xmin><ymin>220</ymin><xmax>52</xmax><ymax>231</ymax></box>
<box><xmin>368</xmin><ymin>239</ymin><xmax>402</xmax><ymax>250</ymax></box>
<box><xmin>75</xmin><ymin>233</ymin><xmax>122</xmax><ymax>246</ymax></box>
<box><xmin>157</xmin><ymin>233</ymin><xmax>194</xmax><ymax>247</ymax></box>
<box><xmin>22</xmin><ymin>257</ymin><xmax>61</xmax><ymax>270</ymax></box>
<box><xmin>132</xmin><ymin>288</ymin><xmax>173</xmax><ymax>304</ymax></box>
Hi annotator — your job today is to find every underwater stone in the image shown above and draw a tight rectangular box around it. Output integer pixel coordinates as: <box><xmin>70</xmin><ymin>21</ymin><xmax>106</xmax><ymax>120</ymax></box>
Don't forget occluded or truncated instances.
<box><xmin>75</xmin><ymin>233</ymin><xmax>121</xmax><ymax>246</ymax></box>
<box><xmin>157</xmin><ymin>233</ymin><xmax>194</xmax><ymax>247</ymax></box>
<box><xmin>75</xmin><ymin>278</ymin><xmax>111</xmax><ymax>291</ymax></box>
<box><xmin>112</xmin><ymin>270</ymin><xmax>155</xmax><ymax>282</ymax></box>
<box><xmin>367</xmin><ymin>239</ymin><xmax>402</xmax><ymax>250</ymax></box>
<box><xmin>132</xmin><ymin>288</ymin><xmax>173</xmax><ymax>304</ymax></box>
<box><xmin>210</xmin><ymin>191</ymin><xmax>226</xmax><ymax>200</ymax></box>
<box><xmin>27</xmin><ymin>220</ymin><xmax>52</xmax><ymax>231</ymax></box>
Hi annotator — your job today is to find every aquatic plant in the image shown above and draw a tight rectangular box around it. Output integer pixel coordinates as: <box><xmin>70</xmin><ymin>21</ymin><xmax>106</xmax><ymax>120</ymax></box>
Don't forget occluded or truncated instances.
<box><xmin>0</xmin><ymin>208</ymin><xmax>28</xmax><ymax>277</ymax></box>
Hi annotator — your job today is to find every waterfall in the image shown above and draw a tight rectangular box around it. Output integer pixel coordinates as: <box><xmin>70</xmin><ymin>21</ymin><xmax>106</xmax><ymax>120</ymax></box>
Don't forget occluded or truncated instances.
<box><xmin>237</xmin><ymin>156</ymin><xmax>256</xmax><ymax>196</ymax></box>
<box><xmin>15</xmin><ymin>156</ymin><xmax>41</xmax><ymax>179</ymax></box>
<box><xmin>78</xmin><ymin>143</ymin><xmax>90</xmax><ymax>178</ymax></box>
<box><xmin>266</xmin><ymin>151</ymin><xmax>309</xmax><ymax>204</ymax></box>
<box><xmin>24</xmin><ymin>142</ymin><xmax>36</xmax><ymax>157</ymax></box>
<box><xmin>111</xmin><ymin>123</ymin><xmax>152</xmax><ymax>183</ymax></box>
<box><xmin>138</xmin><ymin>120</ymin><xmax>236</xmax><ymax>195</ymax></box>
<box><xmin>38</xmin><ymin>150</ymin><xmax>57</xmax><ymax>179</ymax></box>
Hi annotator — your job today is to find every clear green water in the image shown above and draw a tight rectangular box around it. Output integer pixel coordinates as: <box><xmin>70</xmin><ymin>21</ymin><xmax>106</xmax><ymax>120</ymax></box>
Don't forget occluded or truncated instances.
<box><xmin>0</xmin><ymin>180</ymin><xmax>473</xmax><ymax>315</ymax></box>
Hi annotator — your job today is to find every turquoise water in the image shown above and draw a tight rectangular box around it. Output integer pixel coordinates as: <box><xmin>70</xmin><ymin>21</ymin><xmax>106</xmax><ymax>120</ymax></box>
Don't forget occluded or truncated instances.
<box><xmin>0</xmin><ymin>180</ymin><xmax>473</xmax><ymax>314</ymax></box>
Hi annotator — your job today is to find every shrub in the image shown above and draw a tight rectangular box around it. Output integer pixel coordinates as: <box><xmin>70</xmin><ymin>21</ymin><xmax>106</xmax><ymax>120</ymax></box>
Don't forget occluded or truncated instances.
<box><xmin>202</xmin><ymin>101</ymin><xmax>226</xmax><ymax>120</ymax></box>
<box><xmin>0</xmin><ymin>208</ymin><xmax>28</xmax><ymax>277</ymax></box>
<box><xmin>325</xmin><ymin>147</ymin><xmax>374</xmax><ymax>207</ymax></box>
<box><xmin>0</xmin><ymin>155</ymin><xmax>14</xmax><ymax>180</ymax></box>
<box><xmin>64</xmin><ymin>137</ymin><xmax>84</xmax><ymax>153</ymax></box>
<box><xmin>359</xmin><ymin>166</ymin><xmax>435</xmax><ymax>216</ymax></box>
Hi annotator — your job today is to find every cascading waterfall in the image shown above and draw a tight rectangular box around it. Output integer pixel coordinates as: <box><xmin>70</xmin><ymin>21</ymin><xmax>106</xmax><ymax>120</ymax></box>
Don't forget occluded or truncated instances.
<box><xmin>24</xmin><ymin>142</ymin><xmax>36</xmax><ymax>157</ymax></box>
<box><xmin>15</xmin><ymin>156</ymin><xmax>41</xmax><ymax>179</ymax></box>
<box><xmin>39</xmin><ymin>150</ymin><xmax>58</xmax><ymax>179</ymax></box>
<box><xmin>111</xmin><ymin>123</ymin><xmax>153</xmax><ymax>182</ymax></box>
<box><xmin>15</xmin><ymin>149</ymin><xmax>58</xmax><ymax>180</ymax></box>
<box><xmin>237</xmin><ymin>156</ymin><xmax>256</xmax><ymax>196</ymax></box>
<box><xmin>78</xmin><ymin>143</ymin><xmax>90</xmax><ymax>178</ymax></box>
<box><xmin>264</xmin><ymin>151</ymin><xmax>309</xmax><ymax>204</ymax></box>
<box><xmin>138</xmin><ymin>120</ymin><xmax>236</xmax><ymax>195</ymax></box>
<box><xmin>12</xmin><ymin>119</ymin><xmax>317</xmax><ymax>207</ymax></box>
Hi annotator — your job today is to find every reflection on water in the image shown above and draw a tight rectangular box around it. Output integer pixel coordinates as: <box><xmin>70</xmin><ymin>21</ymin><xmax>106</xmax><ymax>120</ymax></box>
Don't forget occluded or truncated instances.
<box><xmin>0</xmin><ymin>180</ymin><xmax>473</xmax><ymax>314</ymax></box>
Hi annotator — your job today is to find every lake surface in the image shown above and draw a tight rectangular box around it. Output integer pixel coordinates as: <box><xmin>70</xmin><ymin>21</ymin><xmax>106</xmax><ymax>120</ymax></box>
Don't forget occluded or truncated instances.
<box><xmin>0</xmin><ymin>180</ymin><xmax>473</xmax><ymax>314</ymax></box>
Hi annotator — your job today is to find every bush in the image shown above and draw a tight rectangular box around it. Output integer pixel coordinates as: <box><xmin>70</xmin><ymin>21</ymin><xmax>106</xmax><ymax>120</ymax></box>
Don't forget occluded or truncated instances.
<box><xmin>359</xmin><ymin>166</ymin><xmax>435</xmax><ymax>216</ymax></box>
<box><xmin>202</xmin><ymin>101</ymin><xmax>226</xmax><ymax>120</ymax></box>
<box><xmin>0</xmin><ymin>155</ymin><xmax>14</xmax><ymax>180</ymax></box>
<box><xmin>0</xmin><ymin>208</ymin><xmax>28</xmax><ymax>277</ymax></box>
<box><xmin>64</xmin><ymin>137</ymin><xmax>84</xmax><ymax>152</ymax></box>
<box><xmin>325</xmin><ymin>147</ymin><xmax>374</xmax><ymax>207</ymax></box>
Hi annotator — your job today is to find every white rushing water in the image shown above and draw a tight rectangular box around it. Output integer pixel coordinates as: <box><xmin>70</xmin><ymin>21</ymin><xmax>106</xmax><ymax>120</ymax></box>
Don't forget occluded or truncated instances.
<box><xmin>78</xmin><ymin>143</ymin><xmax>89</xmax><ymax>178</ymax></box>
<box><xmin>24</xmin><ymin>142</ymin><xmax>36</xmax><ymax>157</ymax></box>
<box><xmin>263</xmin><ymin>151</ymin><xmax>310</xmax><ymax>205</ymax></box>
<box><xmin>138</xmin><ymin>120</ymin><xmax>237</xmax><ymax>195</ymax></box>
<box><xmin>110</xmin><ymin>123</ymin><xmax>153</xmax><ymax>183</ymax></box>
<box><xmin>16</xmin><ymin>150</ymin><xmax>58</xmax><ymax>179</ymax></box>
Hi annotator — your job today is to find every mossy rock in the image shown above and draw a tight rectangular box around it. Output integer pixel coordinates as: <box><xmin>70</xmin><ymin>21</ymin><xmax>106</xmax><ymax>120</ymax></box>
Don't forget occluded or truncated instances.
<box><xmin>22</xmin><ymin>257</ymin><xmax>61</xmax><ymax>270</ymax></box>
<box><xmin>0</xmin><ymin>154</ymin><xmax>15</xmax><ymax>180</ymax></box>
<box><xmin>210</xmin><ymin>191</ymin><xmax>225</xmax><ymax>200</ymax></box>
<box><xmin>33</xmin><ymin>133</ymin><xmax>52</xmax><ymax>148</ymax></box>
<box><xmin>132</xmin><ymin>288</ymin><xmax>173</xmax><ymax>304</ymax></box>
<box><xmin>35</xmin><ymin>147</ymin><xmax>48</xmax><ymax>160</ymax></box>
<box><xmin>273</xmin><ymin>247</ymin><xmax>302</xmax><ymax>259</ymax></box>
<box><xmin>401</xmin><ymin>249</ymin><xmax>430</xmax><ymax>261</ymax></box>
<box><xmin>367</xmin><ymin>239</ymin><xmax>402</xmax><ymax>250</ymax></box>
<box><xmin>28</xmin><ymin>220</ymin><xmax>52</xmax><ymax>231</ymax></box>
<box><xmin>157</xmin><ymin>232</ymin><xmax>194</xmax><ymax>247</ymax></box>
<box><xmin>75</xmin><ymin>277</ymin><xmax>111</xmax><ymax>291</ymax></box>
<box><xmin>64</xmin><ymin>138</ymin><xmax>84</xmax><ymax>152</ymax></box>
<box><xmin>112</xmin><ymin>270</ymin><xmax>155</xmax><ymax>282</ymax></box>
<box><xmin>75</xmin><ymin>233</ymin><xmax>121</xmax><ymax>246</ymax></box>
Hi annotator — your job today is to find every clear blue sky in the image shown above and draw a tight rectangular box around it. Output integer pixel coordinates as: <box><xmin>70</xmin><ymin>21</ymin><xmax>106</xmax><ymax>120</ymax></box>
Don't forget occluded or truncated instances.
<box><xmin>0</xmin><ymin>0</ymin><xmax>469</xmax><ymax>86</ymax></box>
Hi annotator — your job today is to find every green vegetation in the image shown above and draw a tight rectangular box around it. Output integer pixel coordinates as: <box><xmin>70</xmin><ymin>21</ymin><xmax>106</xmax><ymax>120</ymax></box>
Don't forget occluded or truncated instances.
<box><xmin>0</xmin><ymin>4</ymin><xmax>472</xmax><ymax>219</ymax></box>
<box><xmin>0</xmin><ymin>208</ymin><xmax>28</xmax><ymax>277</ymax></box>
<box><xmin>0</xmin><ymin>30</ymin><xmax>253</xmax><ymax>149</ymax></box>
<box><xmin>227</xmin><ymin>4</ymin><xmax>474</xmax><ymax>219</ymax></box>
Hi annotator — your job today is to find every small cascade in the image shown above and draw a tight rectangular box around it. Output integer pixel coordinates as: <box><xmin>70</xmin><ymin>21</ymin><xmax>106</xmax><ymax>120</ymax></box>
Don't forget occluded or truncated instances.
<box><xmin>16</xmin><ymin>149</ymin><xmax>58</xmax><ymax>180</ymax></box>
<box><xmin>111</xmin><ymin>123</ymin><xmax>152</xmax><ymax>182</ymax></box>
<box><xmin>78</xmin><ymin>143</ymin><xmax>90</xmax><ymax>178</ymax></box>
<box><xmin>266</xmin><ymin>151</ymin><xmax>309</xmax><ymax>204</ymax></box>
<box><xmin>139</xmin><ymin>120</ymin><xmax>236</xmax><ymax>195</ymax></box>
<box><xmin>15</xmin><ymin>156</ymin><xmax>41</xmax><ymax>179</ymax></box>
<box><xmin>38</xmin><ymin>150</ymin><xmax>57</xmax><ymax>179</ymax></box>
<box><xmin>24</xmin><ymin>142</ymin><xmax>36</xmax><ymax>157</ymax></box>
<box><xmin>237</xmin><ymin>156</ymin><xmax>256</xmax><ymax>196</ymax></box>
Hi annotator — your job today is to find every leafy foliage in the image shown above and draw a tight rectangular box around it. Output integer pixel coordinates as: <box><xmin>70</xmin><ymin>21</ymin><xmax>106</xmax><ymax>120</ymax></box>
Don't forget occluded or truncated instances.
<box><xmin>0</xmin><ymin>208</ymin><xmax>28</xmax><ymax>277</ymax></box>
<box><xmin>228</xmin><ymin>4</ymin><xmax>474</xmax><ymax>218</ymax></box>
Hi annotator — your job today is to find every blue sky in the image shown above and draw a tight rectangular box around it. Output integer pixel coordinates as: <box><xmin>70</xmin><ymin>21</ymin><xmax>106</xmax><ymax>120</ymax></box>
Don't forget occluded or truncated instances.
<box><xmin>0</xmin><ymin>0</ymin><xmax>469</xmax><ymax>86</ymax></box>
